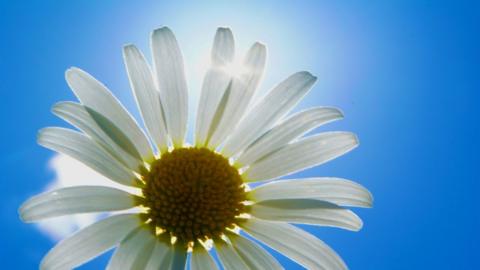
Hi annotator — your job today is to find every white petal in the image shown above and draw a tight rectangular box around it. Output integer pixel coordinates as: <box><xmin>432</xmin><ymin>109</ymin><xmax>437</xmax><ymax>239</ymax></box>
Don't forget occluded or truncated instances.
<box><xmin>241</xmin><ymin>218</ymin><xmax>347</xmax><ymax>270</ymax></box>
<box><xmin>38</xmin><ymin>127</ymin><xmax>137</xmax><ymax>186</ymax></box>
<box><xmin>207</xmin><ymin>42</ymin><xmax>267</xmax><ymax>149</ymax></box>
<box><xmin>195</xmin><ymin>69</ymin><xmax>232</xmax><ymax>147</ymax></box>
<box><xmin>244</xmin><ymin>132</ymin><xmax>359</xmax><ymax>182</ymax></box>
<box><xmin>170</xmin><ymin>244</ymin><xmax>187</xmax><ymax>270</ymax></box>
<box><xmin>19</xmin><ymin>186</ymin><xmax>136</xmax><ymax>222</ymax></box>
<box><xmin>195</xmin><ymin>28</ymin><xmax>234</xmax><ymax>147</ymax></box>
<box><xmin>222</xmin><ymin>71</ymin><xmax>317</xmax><ymax>157</ymax></box>
<box><xmin>52</xmin><ymin>101</ymin><xmax>143</xmax><ymax>172</ymax></box>
<box><xmin>151</xmin><ymin>27</ymin><xmax>188</xmax><ymax>147</ymax></box>
<box><xmin>145</xmin><ymin>238</ymin><xmax>173</xmax><ymax>270</ymax></box>
<box><xmin>123</xmin><ymin>45</ymin><xmax>169</xmax><ymax>153</ymax></box>
<box><xmin>40</xmin><ymin>214</ymin><xmax>140</xmax><ymax>270</ymax></box>
<box><xmin>215</xmin><ymin>240</ymin><xmax>249</xmax><ymax>270</ymax></box>
<box><xmin>107</xmin><ymin>227</ymin><xmax>156</xmax><ymax>270</ymax></box>
<box><xmin>249</xmin><ymin>177</ymin><xmax>373</xmax><ymax>208</ymax></box>
<box><xmin>65</xmin><ymin>67</ymin><xmax>154</xmax><ymax>161</ymax></box>
<box><xmin>250</xmin><ymin>199</ymin><xmax>362</xmax><ymax>231</ymax></box>
<box><xmin>229</xmin><ymin>233</ymin><xmax>283</xmax><ymax>270</ymax></box>
<box><xmin>237</xmin><ymin>107</ymin><xmax>343</xmax><ymax>166</ymax></box>
<box><xmin>190</xmin><ymin>246</ymin><xmax>219</xmax><ymax>270</ymax></box>
<box><xmin>211</xmin><ymin>27</ymin><xmax>235</xmax><ymax>65</ymax></box>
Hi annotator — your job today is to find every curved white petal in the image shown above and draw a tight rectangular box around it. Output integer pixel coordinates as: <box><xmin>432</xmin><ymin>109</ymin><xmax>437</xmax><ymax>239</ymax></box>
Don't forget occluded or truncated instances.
<box><xmin>250</xmin><ymin>199</ymin><xmax>362</xmax><ymax>231</ymax></box>
<box><xmin>38</xmin><ymin>127</ymin><xmax>137</xmax><ymax>186</ymax></box>
<box><xmin>151</xmin><ymin>27</ymin><xmax>188</xmax><ymax>147</ymax></box>
<box><xmin>52</xmin><ymin>102</ymin><xmax>143</xmax><ymax>172</ymax></box>
<box><xmin>215</xmin><ymin>240</ymin><xmax>249</xmax><ymax>270</ymax></box>
<box><xmin>123</xmin><ymin>45</ymin><xmax>169</xmax><ymax>153</ymax></box>
<box><xmin>229</xmin><ymin>233</ymin><xmax>283</xmax><ymax>270</ymax></box>
<box><xmin>222</xmin><ymin>71</ymin><xmax>317</xmax><ymax>157</ymax></box>
<box><xmin>19</xmin><ymin>186</ymin><xmax>136</xmax><ymax>222</ymax></box>
<box><xmin>107</xmin><ymin>227</ymin><xmax>156</xmax><ymax>270</ymax></box>
<box><xmin>145</xmin><ymin>238</ymin><xmax>173</xmax><ymax>270</ymax></box>
<box><xmin>237</xmin><ymin>107</ymin><xmax>343</xmax><ymax>166</ymax></box>
<box><xmin>207</xmin><ymin>42</ymin><xmax>267</xmax><ymax>149</ymax></box>
<box><xmin>40</xmin><ymin>214</ymin><xmax>140</xmax><ymax>270</ymax></box>
<box><xmin>249</xmin><ymin>178</ymin><xmax>373</xmax><ymax>208</ymax></box>
<box><xmin>241</xmin><ymin>218</ymin><xmax>347</xmax><ymax>270</ymax></box>
<box><xmin>190</xmin><ymin>246</ymin><xmax>219</xmax><ymax>270</ymax></box>
<box><xmin>65</xmin><ymin>67</ymin><xmax>154</xmax><ymax>161</ymax></box>
<box><xmin>195</xmin><ymin>28</ymin><xmax>234</xmax><ymax>147</ymax></box>
<box><xmin>244</xmin><ymin>132</ymin><xmax>359</xmax><ymax>182</ymax></box>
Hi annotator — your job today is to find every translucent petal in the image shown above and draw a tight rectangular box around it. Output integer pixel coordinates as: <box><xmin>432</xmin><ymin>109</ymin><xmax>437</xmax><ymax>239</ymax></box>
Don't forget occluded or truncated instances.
<box><xmin>145</xmin><ymin>239</ymin><xmax>172</xmax><ymax>270</ymax></box>
<box><xmin>123</xmin><ymin>45</ymin><xmax>169</xmax><ymax>153</ymax></box>
<box><xmin>237</xmin><ymin>107</ymin><xmax>343</xmax><ymax>166</ymax></box>
<box><xmin>229</xmin><ymin>233</ymin><xmax>283</xmax><ymax>270</ymax></box>
<box><xmin>249</xmin><ymin>177</ymin><xmax>373</xmax><ymax>208</ymax></box>
<box><xmin>107</xmin><ymin>227</ymin><xmax>156</xmax><ymax>270</ymax></box>
<box><xmin>244</xmin><ymin>132</ymin><xmax>359</xmax><ymax>182</ymax></box>
<box><xmin>65</xmin><ymin>67</ymin><xmax>154</xmax><ymax>161</ymax></box>
<box><xmin>170</xmin><ymin>244</ymin><xmax>187</xmax><ymax>270</ymax></box>
<box><xmin>250</xmin><ymin>199</ymin><xmax>363</xmax><ymax>231</ymax></box>
<box><xmin>215</xmin><ymin>239</ymin><xmax>249</xmax><ymax>270</ymax></box>
<box><xmin>190</xmin><ymin>246</ymin><xmax>219</xmax><ymax>270</ymax></box>
<box><xmin>241</xmin><ymin>218</ymin><xmax>347</xmax><ymax>269</ymax></box>
<box><xmin>151</xmin><ymin>27</ymin><xmax>188</xmax><ymax>147</ymax></box>
<box><xmin>222</xmin><ymin>71</ymin><xmax>317</xmax><ymax>157</ymax></box>
<box><xmin>211</xmin><ymin>27</ymin><xmax>235</xmax><ymax>65</ymax></box>
<box><xmin>53</xmin><ymin>101</ymin><xmax>143</xmax><ymax>171</ymax></box>
<box><xmin>19</xmin><ymin>186</ymin><xmax>136</xmax><ymax>222</ymax></box>
<box><xmin>195</xmin><ymin>28</ymin><xmax>234</xmax><ymax>147</ymax></box>
<box><xmin>40</xmin><ymin>214</ymin><xmax>140</xmax><ymax>270</ymax></box>
<box><xmin>207</xmin><ymin>42</ymin><xmax>267</xmax><ymax>149</ymax></box>
<box><xmin>38</xmin><ymin>127</ymin><xmax>136</xmax><ymax>186</ymax></box>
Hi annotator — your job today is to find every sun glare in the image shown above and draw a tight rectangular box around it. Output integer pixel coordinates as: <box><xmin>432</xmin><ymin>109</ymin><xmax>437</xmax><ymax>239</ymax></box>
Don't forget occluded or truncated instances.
<box><xmin>221</xmin><ymin>61</ymin><xmax>249</xmax><ymax>78</ymax></box>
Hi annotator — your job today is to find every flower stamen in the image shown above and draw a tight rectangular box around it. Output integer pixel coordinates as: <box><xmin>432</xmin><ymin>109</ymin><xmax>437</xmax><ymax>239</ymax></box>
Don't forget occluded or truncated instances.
<box><xmin>139</xmin><ymin>147</ymin><xmax>247</xmax><ymax>243</ymax></box>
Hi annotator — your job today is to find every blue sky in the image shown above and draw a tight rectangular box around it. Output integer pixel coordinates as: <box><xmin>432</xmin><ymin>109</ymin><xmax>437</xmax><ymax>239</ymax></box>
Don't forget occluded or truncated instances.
<box><xmin>1</xmin><ymin>1</ymin><xmax>478</xmax><ymax>269</ymax></box>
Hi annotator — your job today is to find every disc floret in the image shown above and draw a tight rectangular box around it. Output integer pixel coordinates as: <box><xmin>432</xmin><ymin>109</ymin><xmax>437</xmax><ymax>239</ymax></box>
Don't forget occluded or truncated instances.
<box><xmin>139</xmin><ymin>147</ymin><xmax>247</xmax><ymax>244</ymax></box>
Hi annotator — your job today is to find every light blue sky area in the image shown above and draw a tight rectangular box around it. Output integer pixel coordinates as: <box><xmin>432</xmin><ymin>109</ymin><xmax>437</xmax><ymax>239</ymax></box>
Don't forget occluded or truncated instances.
<box><xmin>1</xmin><ymin>1</ymin><xmax>478</xmax><ymax>269</ymax></box>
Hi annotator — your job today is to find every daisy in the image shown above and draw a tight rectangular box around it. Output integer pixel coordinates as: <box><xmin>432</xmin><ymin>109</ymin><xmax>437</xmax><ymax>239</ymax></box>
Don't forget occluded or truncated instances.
<box><xmin>20</xmin><ymin>27</ymin><xmax>372</xmax><ymax>270</ymax></box>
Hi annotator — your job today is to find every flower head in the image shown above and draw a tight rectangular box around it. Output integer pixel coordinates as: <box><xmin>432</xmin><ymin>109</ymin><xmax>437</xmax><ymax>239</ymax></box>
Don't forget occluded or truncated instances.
<box><xmin>20</xmin><ymin>27</ymin><xmax>372</xmax><ymax>270</ymax></box>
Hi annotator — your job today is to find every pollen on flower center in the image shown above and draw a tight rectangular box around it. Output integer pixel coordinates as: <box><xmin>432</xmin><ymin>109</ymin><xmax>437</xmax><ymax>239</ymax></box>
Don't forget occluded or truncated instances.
<box><xmin>140</xmin><ymin>147</ymin><xmax>247</xmax><ymax>244</ymax></box>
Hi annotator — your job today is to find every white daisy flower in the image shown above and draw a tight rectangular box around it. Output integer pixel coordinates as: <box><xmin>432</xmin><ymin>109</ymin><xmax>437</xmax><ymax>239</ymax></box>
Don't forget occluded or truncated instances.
<box><xmin>20</xmin><ymin>27</ymin><xmax>372</xmax><ymax>270</ymax></box>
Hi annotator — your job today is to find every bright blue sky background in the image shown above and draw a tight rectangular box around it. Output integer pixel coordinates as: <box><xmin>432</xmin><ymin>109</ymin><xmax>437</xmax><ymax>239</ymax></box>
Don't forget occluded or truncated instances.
<box><xmin>1</xmin><ymin>1</ymin><xmax>478</xmax><ymax>269</ymax></box>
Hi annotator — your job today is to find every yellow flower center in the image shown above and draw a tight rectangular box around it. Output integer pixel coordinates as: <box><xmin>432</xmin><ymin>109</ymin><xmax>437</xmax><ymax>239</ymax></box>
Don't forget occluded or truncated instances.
<box><xmin>140</xmin><ymin>147</ymin><xmax>247</xmax><ymax>244</ymax></box>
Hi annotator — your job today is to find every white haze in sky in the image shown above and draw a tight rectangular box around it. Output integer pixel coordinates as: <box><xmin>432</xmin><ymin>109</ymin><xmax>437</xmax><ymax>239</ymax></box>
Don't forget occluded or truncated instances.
<box><xmin>37</xmin><ymin>154</ymin><xmax>135</xmax><ymax>241</ymax></box>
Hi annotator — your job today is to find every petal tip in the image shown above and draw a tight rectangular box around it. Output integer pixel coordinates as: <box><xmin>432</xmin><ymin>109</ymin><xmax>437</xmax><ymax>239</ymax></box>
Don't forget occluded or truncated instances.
<box><xmin>50</xmin><ymin>103</ymin><xmax>61</xmax><ymax>114</ymax></box>
<box><xmin>65</xmin><ymin>67</ymin><xmax>88</xmax><ymax>85</ymax></box>
<box><xmin>50</xmin><ymin>101</ymin><xmax>71</xmax><ymax>114</ymax></box>
<box><xmin>351</xmin><ymin>133</ymin><xmax>360</xmax><ymax>146</ymax></box>
<box><xmin>217</xmin><ymin>26</ymin><xmax>232</xmax><ymax>33</ymax></box>
<box><xmin>122</xmin><ymin>44</ymin><xmax>141</xmax><ymax>60</ymax></box>
<box><xmin>65</xmin><ymin>66</ymin><xmax>81</xmax><ymax>77</ymax></box>
<box><xmin>152</xmin><ymin>26</ymin><xmax>173</xmax><ymax>37</ymax></box>
<box><xmin>18</xmin><ymin>200</ymin><xmax>36</xmax><ymax>223</ymax></box>
<box><xmin>18</xmin><ymin>204</ymin><xmax>28</xmax><ymax>222</ymax></box>
<box><xmin>366</xmin><ymin>192</ymin><xmax>374</xmax><ymax>207</ymax></box>
<box><xmin>297</xmin><ymin>71</ymin><xmax>317</xmax><ymax>81</ymax></box>
<box><xmin>333</xmin><ymin>107</ymin><xmax>345</xmax><ymax>118</ymax></box>
<box><xmin>123</xmin><ymin>43</ymin><xmax>136</xmax><ymax>52</ymax></box>
<box><xmin>252</xmin><ymin>41</ymin><xmax>267</xmax><ymax>52</ymax></box>
<box><xmin>36</xmin><ymin>128</ymin><xmax>47</xmax><ymax>141</ymax></box>
<box><xmin>341</xmin><ymin>132</ymin><xmax>359</xmax><ymax>147</ymax></box>
<box><xmin>353</xmin><ymin>215</ymin><xmax>364</xmax><ymax>231</ymax></box>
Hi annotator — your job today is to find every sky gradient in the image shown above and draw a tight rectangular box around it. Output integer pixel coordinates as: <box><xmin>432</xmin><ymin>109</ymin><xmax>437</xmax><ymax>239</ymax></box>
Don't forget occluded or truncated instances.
<box><xmin>1</xmin><ymin>1</ymin><xmax>478</xmax><ymax>269</ymax></box>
